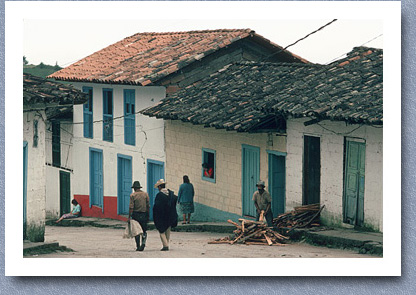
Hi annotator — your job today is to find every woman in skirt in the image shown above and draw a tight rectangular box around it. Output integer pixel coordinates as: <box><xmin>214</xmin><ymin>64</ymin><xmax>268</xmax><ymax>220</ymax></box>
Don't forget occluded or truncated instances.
<box><xmin>178</xmin><ymin>175</ymin><xmax>195</xmax><ymax>224</ymax></box>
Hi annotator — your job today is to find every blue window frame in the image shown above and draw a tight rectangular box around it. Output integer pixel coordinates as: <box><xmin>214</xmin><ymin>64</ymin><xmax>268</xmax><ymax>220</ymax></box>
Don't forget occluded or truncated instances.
<box><xmin>202</xmin><ymin>148</ymin><xmax>216</xmax><ymax>183</ymax></box>
<box><xmin>82</xmin><ymin>86</ymin><xmax>93</xmax><ymax>138</ymax></box>
<box><xmin>124</xmin><ymin>89</ymin><xmax>136</xmax><ymax>146</ymax></box>
<box><xmin>103</xmin><ymin>89</ymin><xmax>113</xmax><ymax>142</ymax></box>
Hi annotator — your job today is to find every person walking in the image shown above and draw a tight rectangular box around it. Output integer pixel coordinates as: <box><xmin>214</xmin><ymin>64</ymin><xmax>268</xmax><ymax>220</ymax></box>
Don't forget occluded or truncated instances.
<box><xmin>252</xmin><ymin>180</ymin><xmax>273</xmax><ymax>227</ymax></box>
<box><xmin>153</xmin><ymin>179</ymin><xmax>173</xmax><ymax>251</ymax></box>
<box><xmin>128</xmin><ymin>181</ymin><xmax>150</xmax><ymax>251</ymax></box>
<box><xmin>178</xmin><ymin>175</ymin><xmax>195</xmax><ymax>224</ymax></box>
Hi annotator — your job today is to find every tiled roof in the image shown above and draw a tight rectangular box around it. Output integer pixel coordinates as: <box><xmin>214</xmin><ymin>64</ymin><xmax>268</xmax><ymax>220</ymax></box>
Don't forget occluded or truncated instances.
<box><xmin>48</xmin><ymin>29</ymin><xmax>306</xmax><ymax>85</ymax></box>
<box><xmin>142</xmin><ymin>47</ymin><xmax>383</xmax><ymax>131</ymax></box>
<box><xmin>24</xmin><ymin>73</ymin><xmax>87</xmax><ymax>107</ymax></box>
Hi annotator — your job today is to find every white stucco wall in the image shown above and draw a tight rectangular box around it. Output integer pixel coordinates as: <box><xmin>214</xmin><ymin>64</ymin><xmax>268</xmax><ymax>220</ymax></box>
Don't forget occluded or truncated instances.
<box><xmin>286</xmin><ymin>118</ymin><xmax>383</xmax><ymax>232</ymax></box>
<box><xmin>44</xmin><ymin>121</ymin><xmax>74</xmax><ymax>218</ymax></box>
<box><xmin>23</xmin><ymin>111</ymin><xmax>46</xmax><ymax>241</ymax></box>
<box><xmin>71</xmin><ymin>83</ymin><xmax>166</xmax><ymax>197</ymax></box>
<box><xmin>164</xmin><ymin>120</ymin><xmax>286</xmax><ymax>215</ymax></box>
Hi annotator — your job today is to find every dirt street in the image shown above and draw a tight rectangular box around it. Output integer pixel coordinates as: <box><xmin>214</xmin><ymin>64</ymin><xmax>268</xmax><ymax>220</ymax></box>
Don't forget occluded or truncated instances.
<box><xmin>29</xmin><ymin>225</ymin><xmax>376</xmax><ymax>258</ymax></box>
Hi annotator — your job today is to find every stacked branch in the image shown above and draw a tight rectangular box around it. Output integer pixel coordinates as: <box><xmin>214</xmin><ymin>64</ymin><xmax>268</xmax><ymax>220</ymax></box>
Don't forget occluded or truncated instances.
<box><xmin>273</xmin><ymin>203</ymin><xmax>325</xmax><ymax>233</ymax></box>
<box><xmin>208</xmin><ymin>218</ymin><xmax>289</xmax><ymax>246</ymax></box>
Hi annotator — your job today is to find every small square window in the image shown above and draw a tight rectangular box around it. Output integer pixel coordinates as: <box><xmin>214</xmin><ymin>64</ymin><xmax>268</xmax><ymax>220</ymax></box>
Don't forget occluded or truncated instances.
<box><xmin>202</xmin><ymin>148</ymin><xmax>216</xmax><ymax>183</ymax></box>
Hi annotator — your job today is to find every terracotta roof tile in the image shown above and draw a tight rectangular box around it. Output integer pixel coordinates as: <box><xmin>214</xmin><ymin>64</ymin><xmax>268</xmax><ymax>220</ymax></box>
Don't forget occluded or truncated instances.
<box><xmin>49</xmin><ymin>29</ymin><xmax>304</xmax><ymax>85</ymax></box>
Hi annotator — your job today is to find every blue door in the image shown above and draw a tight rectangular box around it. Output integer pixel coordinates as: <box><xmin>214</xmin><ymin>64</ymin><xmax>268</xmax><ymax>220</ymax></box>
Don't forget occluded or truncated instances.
<box><xmin>268</xmin><ymin>152</ymin><xmax>286</xmax><ymax>217</ymax></box>
<box><xmin>23</xmin><ymin>141</ymin><xmax>28</xmax><ymax>240</ymax></box>
<box><xmin>242</xmin><ymin>144</ymin><xmax>260</xmax><ymax>217</ymax></box>
<box><xmin>90</xmin><ymin>148</ymin><xmax>103</xmax><ymax>209</ymax></box>
<box><xmin>147</xmin><ymin>159</ymin><xmax>165</xmax><ymax>220</ymax></box>
<box><xmin>117</xmin><ymin>154</ymin><xmax>132</xmax><ymax>215</ymax></box>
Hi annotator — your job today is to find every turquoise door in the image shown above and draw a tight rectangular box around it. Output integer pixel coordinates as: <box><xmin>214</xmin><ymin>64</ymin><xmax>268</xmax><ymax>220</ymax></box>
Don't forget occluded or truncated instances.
<box><xmin>23</xmin><ymin>141</ymin><xmax>28</xmax><ymax>240</ymax></box>
<box><xmin>268</xmin><ymin>152</ymin><xmax>286</xmax><ymax>217</ymax></box>
<box><xmin>118</xmin><ymin>154</ymin><xmax>132</xmax><ymax>215</ymax></box>
<box><xmin>147</xmin><ymin>159</ymin><xmax>165</xmax><ymax>220</ymax></box>
<box><xmin>59</xmin><ymin>171</ymin><xmax>71</xmax><ymax>215</ymax></box>
<box><xmin>242</xmin><ymin>144</ymin><xmax>260</xmax><ymax>217</ymax></box>
<box><xmin>344</xmin><ymin>140</ymin><xmax>366</xmax><ymax>226</ymax></box>
<box><xmin>90</xmin><ymin>148</ymin><xmax>103</xmax><ymax>209</ymax></box>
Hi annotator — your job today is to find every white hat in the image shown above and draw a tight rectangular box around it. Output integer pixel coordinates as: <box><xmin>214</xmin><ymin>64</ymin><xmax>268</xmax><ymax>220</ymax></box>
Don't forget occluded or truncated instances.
<box><xmin>154</xmin><ymin>179</ymin><xmax>166</xmax><ymax>188</ymax></box>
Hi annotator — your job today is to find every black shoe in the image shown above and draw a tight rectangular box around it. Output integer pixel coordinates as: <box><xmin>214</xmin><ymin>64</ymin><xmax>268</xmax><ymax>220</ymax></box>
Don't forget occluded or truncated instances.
<box><xmin>161</xmin><ymin>247</ymin><xmax>169</xmax><ymax>251</ymax></box>
<box><xmin>138</xmin><ymin>244</ymin><xmax>145</xmax><ymax>251</ymax></box>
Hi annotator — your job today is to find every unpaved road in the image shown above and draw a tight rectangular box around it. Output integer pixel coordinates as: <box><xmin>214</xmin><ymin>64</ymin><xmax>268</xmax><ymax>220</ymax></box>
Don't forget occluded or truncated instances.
<box><xmin>29</xmin><ymin>225</ymin><xmax>377</xmax><ymax>258</ymax></box>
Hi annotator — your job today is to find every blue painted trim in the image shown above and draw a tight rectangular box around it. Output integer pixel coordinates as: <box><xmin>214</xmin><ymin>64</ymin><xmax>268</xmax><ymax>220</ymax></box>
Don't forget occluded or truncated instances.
<box><xmin>102</xmin><ymin>88</ymin><xmax>113</xmax><ymax>142</ymax></box>
<box><xmin>266</xmin><ymin>150</ymin><xmax>287</xmax><ymax>157</ymax></box>
<box><xmin>123</xmin><ymin>89</ymin><xmax>136</xmax><ymax>146</ymax></box>
<box><xmin>89</xmin><ymin>147</ymin><xmax>104</xmax><ymax>212</ymax></box>
<box><xmin>201</xmin><ymin>148</ymin><xmax>216</xmax><ymax>183</ymax></box>
<box><xmin>117</xmin><ymin>153</ymin><xmax>133</xmax><ymax>215</ymax></box>
<box><xmin>82</xmin><ymin>86</ymin><xmax>93</xmax><ymax>139</ymax></box>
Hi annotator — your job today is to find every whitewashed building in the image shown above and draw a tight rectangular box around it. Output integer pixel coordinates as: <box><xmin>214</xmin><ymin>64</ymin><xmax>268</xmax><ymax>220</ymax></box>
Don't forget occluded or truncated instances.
<box><xmin>49</xmin><ymin>29</ymin><xmax>304</xmax><ymax>220</ymax></box>
<box><xmin>23</xmin><ymin>74</ymin><xmax>87</xmax><ymax>241</ymax></box>
<box><xmin>143</xmin><ymin>47</ymin><xmax>383</xmax><ymax>231</ymax></box>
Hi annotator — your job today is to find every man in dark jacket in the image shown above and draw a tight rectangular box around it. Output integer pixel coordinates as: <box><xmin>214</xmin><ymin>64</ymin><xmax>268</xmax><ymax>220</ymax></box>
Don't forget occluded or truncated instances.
<box><xmin>153</xmin><ymin>179</ymin><xmax>176</xmax><ymax>251</ymax></box>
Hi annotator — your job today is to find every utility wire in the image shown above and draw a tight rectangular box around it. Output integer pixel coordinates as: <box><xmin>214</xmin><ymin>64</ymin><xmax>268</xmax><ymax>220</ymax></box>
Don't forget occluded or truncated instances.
<box><xmin>324</xmin><ymin>33</ymin><xmax>383</xmax><ymax>65</ymax></box>
<box><xmin>262</xmin><ymin>19</ymin><xmax>338</xmax><ymax>62</ymax></box>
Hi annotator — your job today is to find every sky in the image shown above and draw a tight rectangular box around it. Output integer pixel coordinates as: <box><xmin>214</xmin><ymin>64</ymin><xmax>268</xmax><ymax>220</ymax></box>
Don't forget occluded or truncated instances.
<box><xmin>23</xmin><ymin>4</ymin><xmax>383</xmax><ymax>68</ymax></box>
<box><xmin>24</xmin><ymin>19</ymin><xmax>383</xmax><ymax>67</ymax></box>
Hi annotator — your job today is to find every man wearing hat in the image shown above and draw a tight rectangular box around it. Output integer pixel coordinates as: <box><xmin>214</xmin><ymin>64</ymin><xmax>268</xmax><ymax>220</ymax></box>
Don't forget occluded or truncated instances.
<box><xmin>153</xmin><ymin>179</ymin><xmax>174</xmax><ymax>251</ymax></box>
<box><xmin>252</xmin><ymin>180</ymin><xmax>273</xmax><ymax>227</ymax></box>
<box><xmin>128</xmin><ymin>181</ymin><xmax>150</xmax><ymax>251</ymax></box>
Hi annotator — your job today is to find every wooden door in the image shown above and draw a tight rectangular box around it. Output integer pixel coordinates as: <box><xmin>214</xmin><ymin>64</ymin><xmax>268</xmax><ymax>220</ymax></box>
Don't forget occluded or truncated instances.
<box><xmin>303</xmin><ymin>136</ymin><xmax>321</xmax><ymax>205</ymax></box>
<box><xmin>242</xmin><ymin>145</ymin><xmax>260</xmax><ymax>217</ymax></box>
<box><xmin>23</xmin><ymin>141</ymin><xmax>28</xmax><ymax>240</ymax></box>
<box><xmin>269</xmin><ymin>153</ymin><xmax>286</xmax><ymax>217</ymax></box>
<box><xmin>59</xmin><ymin>171</ymin><xmax>71</xmax><ymax>215</ymax></box>
<box><xmin>118</xmin><ymin>155</ymin><xmax>132</xmax><ymax>215</ymax></box>
<box><xmin>147</xmin><ymin>159</ymin><xmax>165</xmax><ymax>220</ymax></box>
<box><xmin>344</xmin><ymin>140</ymin><xmax>366</xmax><ymax>226</ymax></box>
<box><xmin>90</xmin><ymin>149</ymin><xmax>103</xmax><ymax>209</ymax></box>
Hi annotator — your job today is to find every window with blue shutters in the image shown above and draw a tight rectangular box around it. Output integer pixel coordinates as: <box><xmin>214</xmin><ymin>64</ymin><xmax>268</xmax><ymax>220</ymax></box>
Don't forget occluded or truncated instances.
<box><xmin>124</xmin><ymin>89</ymin><xmax>136</xmax><ymax>146</ymax></box>
<box><xmin>103</xmin><ymin>89</ymin><xmax>113</xmax><ymax>142</ymax></box>
<box><xmin>82</xmin><ymin>87</ymin><xmax>93</xmax><ymax>138</ymax></box>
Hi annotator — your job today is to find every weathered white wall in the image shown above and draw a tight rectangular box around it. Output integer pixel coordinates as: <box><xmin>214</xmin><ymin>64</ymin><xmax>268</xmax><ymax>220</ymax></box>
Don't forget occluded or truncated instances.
<box><xmin>45</xmin><ymin>121</ymin><xmax>74</xmax><ymax>218</ymax></box>
<box><xmin>71</xmin><ymin>83</ymin><xmax>166</xmax><ymax>197</ymax></box>
<box><xmin>164</xmin><ymin>120</ymin><xmax>286</xmax><ymax>215</ymax></box>
<box><xmin>286</xmin><ymin>118</ymin><xmax>383</xmax><ymax>232</ymax></box>
<box><xmin>23</xmin><ymin>111</ymin><xmax>46</xmax><ymax>241</ymax></box>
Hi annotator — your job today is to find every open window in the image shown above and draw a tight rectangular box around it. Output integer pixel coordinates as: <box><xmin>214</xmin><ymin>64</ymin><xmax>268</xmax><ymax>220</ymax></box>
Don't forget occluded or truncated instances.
<box><xmin>202</xmin><ymin>148</ymin><xmax>216</xmax><ymax>183</ymax></box>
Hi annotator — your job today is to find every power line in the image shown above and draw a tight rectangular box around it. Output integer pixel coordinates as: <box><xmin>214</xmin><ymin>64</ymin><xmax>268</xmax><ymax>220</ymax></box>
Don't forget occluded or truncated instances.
<box><xmin>262</xmin><ymin>19</ymin><xmax>338</xmax><ymax>62</ymax></box>
<box><xmin>324</xmin><ymin>33</ymin><xmax>383</xmax><ymax>65</ymax></box>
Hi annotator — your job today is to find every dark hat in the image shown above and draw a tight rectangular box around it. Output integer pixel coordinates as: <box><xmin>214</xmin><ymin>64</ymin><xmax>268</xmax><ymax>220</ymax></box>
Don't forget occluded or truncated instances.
<box><xmin>256</xmin><ymin>180</ymin><xmax>265</xmax><ymax>187</ymax></box>
<box><xmin>131</xmin><ymin>181</ymin><xmax>142</xmax><ymax>189</ymax></box>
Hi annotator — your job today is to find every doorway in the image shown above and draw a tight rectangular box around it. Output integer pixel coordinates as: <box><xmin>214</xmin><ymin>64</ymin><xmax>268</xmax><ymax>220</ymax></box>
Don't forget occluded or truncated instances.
<box><xmin>268</xmin><ymin>152</ymin><xmax>286</xmax><ymax>217</ymax></box>
<box><xmin>59</xmin><ymin>171</ymin><xmax>71</xmax><ymax>215</ymax></box>
<box><xmin>242</xmin><ymin>144</ymin><xmax>260</xmax><ymax>217</ymax></box>
<box><xmin>147</xmin><ymin>159</ymin><xmax>165</xmax><ymax>220</ymax></box>
<box><xmin>117</xmin><ymin>154</ymin><xmax>132</xmax><ymax>215</ymax></box>
<box><xmin>303</xmin><ymin>135</ymin><xmax>321</xmax><ymax>205</ymax></box>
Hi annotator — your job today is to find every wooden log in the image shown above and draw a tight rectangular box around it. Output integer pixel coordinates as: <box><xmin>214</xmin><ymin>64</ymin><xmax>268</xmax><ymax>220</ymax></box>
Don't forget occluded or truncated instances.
<box><xmin>208</xmin><ymin>240</ymin><xmax>231</xmax><ymax>244</ymax></box>
<box><xmin>263</xmin><ymin>233</ymin><xmax>273</xmax><ymax>246</ymax></box>
<box><xmin>230</xmin><ymin>233</ymin><xmax>244</xmax><ymax>245</ymax></box>
<box><xmin>238</xmin><ymin>218</ymin><xmax>264</xmax><ymax>225</ymax></box>
<box><xmin>237</xmin><ymin>229</ymin><xmax>266</xmax><ymax>244</ymax></box>
<box><xmin>227</xmin><ymin>219</ymin><xmax>241</xmax><ymax>228</ymax></box>
<box><xmin>242</xmin><ymin>220</ymin><xmax>245</xmax><ymax>233</ymax></box>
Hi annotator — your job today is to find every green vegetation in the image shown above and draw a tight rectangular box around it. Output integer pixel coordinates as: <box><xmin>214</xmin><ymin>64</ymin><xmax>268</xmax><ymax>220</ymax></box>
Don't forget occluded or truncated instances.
<box><xmin>23</xmin><ymin>57</ymin><xmax>62</xmax><ymax>78</ymax></box>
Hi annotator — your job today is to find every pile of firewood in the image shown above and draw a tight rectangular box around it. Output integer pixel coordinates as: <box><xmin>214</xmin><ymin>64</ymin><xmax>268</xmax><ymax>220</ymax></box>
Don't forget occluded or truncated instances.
<box><xmin>208</xmin><ymin>218</ymin><xmax>289</xmax><ymax>246</ymax></box>
<box><xmin>273</xmin><ymin>203</ymin><xmax>325</xmax><ymax>233</ymax></box>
